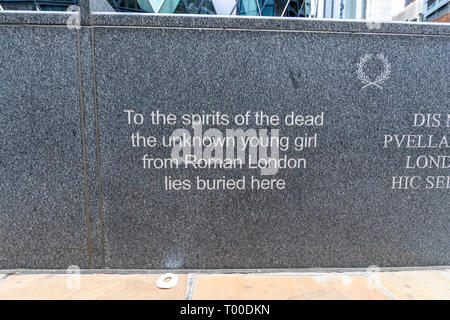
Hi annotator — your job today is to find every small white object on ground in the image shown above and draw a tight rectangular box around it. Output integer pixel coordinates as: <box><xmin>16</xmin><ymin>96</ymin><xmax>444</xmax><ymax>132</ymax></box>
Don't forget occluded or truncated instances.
<box><xmin>156</xmin><ymin>273</ymin><xmax>178</xmax><ymax>289</ymax></box>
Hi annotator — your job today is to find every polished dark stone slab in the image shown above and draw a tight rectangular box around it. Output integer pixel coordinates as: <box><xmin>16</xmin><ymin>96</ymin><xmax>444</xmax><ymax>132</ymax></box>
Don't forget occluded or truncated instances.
<box><xmin>90</xmin><ymin>16</ymin><xmax>450</xmax><ymax>269</ymax></box>
<box><xmin>0</xmin><ymin>12</ymin><xmax>449</xmax><ymax>269</ymax></box>
<box><xmin>0</xmin><ymin>26</ymin><xmax>90</xmax><ymax>268</ymax></box>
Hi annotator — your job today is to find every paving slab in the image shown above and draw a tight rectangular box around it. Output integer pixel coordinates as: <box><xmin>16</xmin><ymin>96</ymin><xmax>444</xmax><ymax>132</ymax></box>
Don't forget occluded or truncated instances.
<box><xmin>191</xmin><ymin>274</ymin><xmax>391</xmax><ymax>300</ymax></box>
<box><xmin>376</xmin><ymin>270</ymin><xmax>450</xmax><ymax>300</ymax></box>
<box><xmin>0</xmin><ymin>270</ymin><xmax>448</xmax><ymax>300</ymax></box>
<box><xmin>0</xmin><ymin>274</ymin><xmax>188</xmax><ymax>300</ymax></box>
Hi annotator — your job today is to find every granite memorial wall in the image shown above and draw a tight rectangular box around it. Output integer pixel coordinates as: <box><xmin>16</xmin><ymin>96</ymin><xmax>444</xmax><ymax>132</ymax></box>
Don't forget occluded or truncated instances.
<box><xmin>0</xmin><ymin>8</ymin><xmax>449</xmax><ymax>269</ymax></box>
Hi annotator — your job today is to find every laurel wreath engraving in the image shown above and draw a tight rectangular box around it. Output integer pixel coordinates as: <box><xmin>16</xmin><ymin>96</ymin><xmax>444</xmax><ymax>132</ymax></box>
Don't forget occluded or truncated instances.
<box><xmin>356</xmin><ymin>53</ymin><xmax>391</xmax><ymax>89</ymax></box>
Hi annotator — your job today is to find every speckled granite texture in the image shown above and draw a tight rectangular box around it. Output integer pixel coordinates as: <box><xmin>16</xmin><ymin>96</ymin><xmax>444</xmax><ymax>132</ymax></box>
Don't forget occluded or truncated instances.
<box><xmin>0</xmin><ymin>26</ymin><xmax>90</xmax><ymax>268</ymax></box>
<box><xmin>0</xmin><ymin>12</ymin><xmax>449</xmax><ymax>269</ymax></box>
<box><xmin>0</xmin><ymin>12</ymin><xmax>71</xmax><ymax>25</ymax></box>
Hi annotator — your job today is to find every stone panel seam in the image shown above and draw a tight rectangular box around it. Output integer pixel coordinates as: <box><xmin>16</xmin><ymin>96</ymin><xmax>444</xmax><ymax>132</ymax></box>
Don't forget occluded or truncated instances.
<box><xmin>0</xmin><ymin>24</ymin><xmax>448</xmax><ymax>38</ymax></box>
<box><xmin>89</xmin><ymin>26</ymin><xmax>107</xmax><ymax>268</ymax></box>
<box><xmin>76</xmin><ymin>29</ymin><xmax>93</xmax><ymax>268</ymax></box>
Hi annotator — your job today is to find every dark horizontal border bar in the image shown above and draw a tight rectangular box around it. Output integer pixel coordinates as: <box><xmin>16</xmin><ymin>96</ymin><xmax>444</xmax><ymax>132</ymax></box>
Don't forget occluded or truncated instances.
<box><xmin>1</xmin><ymin>301</ymin><xmax>441</xmax><ymax>317</ymax></box>
<box><xmin>0</xmin><ymin>11</ymin><xmax>449</xmax><ymax>36</ymax></box>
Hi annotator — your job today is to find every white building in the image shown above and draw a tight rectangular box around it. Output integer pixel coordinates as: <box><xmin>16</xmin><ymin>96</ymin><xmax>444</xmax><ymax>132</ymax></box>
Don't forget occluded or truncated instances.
<box><xmin>317</xmin><ymin>0</ymin><xmax>393</xmax><ymax>20</ymax></box>
<box><xmin>393</xmin><ymin>0</ymin><xmax>424</xmax><ymax>22</ymax></box>
<box><xmin>366</xmin><ymin>0</ymin><xmax>393</xmax><ymax>20</ymax></box>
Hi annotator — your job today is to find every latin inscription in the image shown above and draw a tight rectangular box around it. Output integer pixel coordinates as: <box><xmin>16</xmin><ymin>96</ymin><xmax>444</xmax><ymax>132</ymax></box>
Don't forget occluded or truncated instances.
<box><xmin>385</xmin><ymin>113</ymin><xmax>450</xmax><ymax>190</ymax></box>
